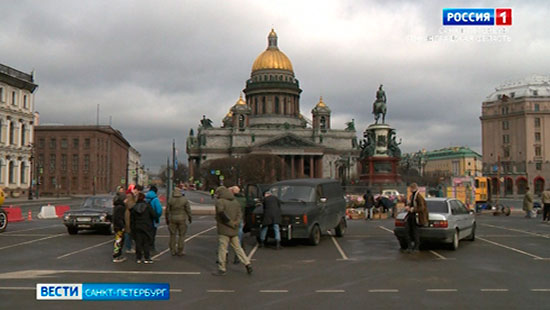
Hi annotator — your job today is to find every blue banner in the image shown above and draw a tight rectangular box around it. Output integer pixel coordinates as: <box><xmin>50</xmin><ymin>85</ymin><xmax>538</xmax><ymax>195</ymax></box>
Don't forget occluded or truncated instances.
<box><xmin>82</xmin><ymin>283</ymin><xmax>169</xmax><ymax>301</ymax></box>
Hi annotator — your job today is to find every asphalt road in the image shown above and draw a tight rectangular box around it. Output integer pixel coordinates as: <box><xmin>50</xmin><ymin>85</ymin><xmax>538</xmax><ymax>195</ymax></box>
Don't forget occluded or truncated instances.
<box><xmin>1</xmin><ymin>211</ymin><xmax>549</xmax><ymax>309</ymax></box>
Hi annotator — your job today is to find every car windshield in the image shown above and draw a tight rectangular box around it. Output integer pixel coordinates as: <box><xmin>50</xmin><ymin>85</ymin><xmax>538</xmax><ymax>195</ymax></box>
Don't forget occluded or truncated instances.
<box><xmin>82</xmin><ymin>197</ymin><xmax>113</xmax><ymax>209</ymax></box>
<box><xmin>426</xmin><ymin>201</ymin><xmax>448</xmax><ymax>213</ymax></box>
<box><xmin>270</xmin><ymin>185</ymin><xmax>315</xmax><ymax>203</ymax></box>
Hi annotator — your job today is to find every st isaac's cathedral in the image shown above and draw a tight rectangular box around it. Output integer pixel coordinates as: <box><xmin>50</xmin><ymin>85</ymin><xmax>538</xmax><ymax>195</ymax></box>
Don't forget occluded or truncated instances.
<box><xmin>186</xmin><ymin>29</ymin><xmax>360</xmax><ymax>182</ymax></box>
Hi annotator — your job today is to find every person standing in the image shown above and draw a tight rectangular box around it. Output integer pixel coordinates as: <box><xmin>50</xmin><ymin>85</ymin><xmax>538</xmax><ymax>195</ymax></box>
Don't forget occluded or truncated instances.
<box><xmin>131</xmin><ymin>192</ymin><xmax>156</xmax><ymax>264</ymax></box>
<box><xmin>541</xmin><ymin>188</ymin><xmax>550</xmax><ymax>222</ymax></box>
<box><xmin>212</xmin><ymin>186</ymin><xmax>252</xmax><ymax>276</ymax></box>
<box><xmin>229</xmin><ymin>186</ymin><xmax>246</xmax><ymax>264</ymax></box>
<box><xmin>259</xmin><ymin>191</ymin><xmax>282</xmax><ymax>250</ymax></box>
<box><xmin>403</xmin><ymin>183</ymin><xmax>428</xmax><ymax>253</ymax></box>
<box><xmin>166</xmin><ymin>184</ymin><xmax>192</xmax><ymax>256</ymax></box>
<box><xmin>523</xmin><ymin>187</ymin><xmax>534</xmax><ymax>219</ymax></box>
<box><xmin>123</xmin><ymin>184</ymin><xmax>138</xmax><ymax>254</ymax></box>
<box><xmin>112</xmin><ymin>186</ymin><xmax>127</xmax><ymax>263</ymax></box>
<box><xmin>363</xmin><ymin>189</ymin><xmax>375</xmax><ymax>220</ymax></box>
<box><xmin>145</xmin><ymin>185</ymin><xmax>163</xmax><ymax>252</ymax></box>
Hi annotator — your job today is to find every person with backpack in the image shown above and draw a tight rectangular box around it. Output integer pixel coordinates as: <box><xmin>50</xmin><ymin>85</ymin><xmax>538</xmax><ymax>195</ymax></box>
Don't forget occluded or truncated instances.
<box><xmin>166</xmin><ymin>184</ymin><xmax>192</xmax><ymax>256</ymax></box>
<box><xmin>145</xmin><ymin>185</ymin><xmax>163</xmax><ymax>252</ymax></box>
<box><xmin>112</xmin><ymin>186</ymin><xmax>127</xmax><ymax>263</ymax></box>
<box><xmin>131</xmin><ymin>192</ymin><xmax>156</xmax><ymax>264</ymax></box>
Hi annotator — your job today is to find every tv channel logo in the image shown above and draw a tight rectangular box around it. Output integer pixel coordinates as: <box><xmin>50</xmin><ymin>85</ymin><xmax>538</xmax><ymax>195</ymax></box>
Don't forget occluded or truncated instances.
<box><xmin>443</xmin><ymin>8</ymin><xmax>512</xmax><ymax>26</ymax></box>
<box><xmin>37</xmin><ymin>283</ymin><xmax>170</xmax><ymax>301</ymax></box>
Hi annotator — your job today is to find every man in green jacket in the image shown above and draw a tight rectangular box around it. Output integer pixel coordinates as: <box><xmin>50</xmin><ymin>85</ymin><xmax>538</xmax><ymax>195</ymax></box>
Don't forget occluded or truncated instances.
<box><xmin>166</xmin><ymin>184</ymin><xmax>192</xmax><ymax>256</ymax></box>
<box><xmin>213</xmin><ymin>186</ymin><xmax>253</xmax><ymax>276</ymax></box>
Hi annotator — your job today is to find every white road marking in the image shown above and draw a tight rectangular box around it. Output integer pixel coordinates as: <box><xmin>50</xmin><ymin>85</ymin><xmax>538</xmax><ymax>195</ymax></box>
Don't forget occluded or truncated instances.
<box><xmin>0</xmin><ymin>233</ymin><xmax>65</xmax><ymax>251</ymax></box>
<box><xmin>480</xmin><ymin>223</ymin><xmax>550</xmax><ymax>239</ymax></box>
<box><xmin>0</xmin><ymin>287</ymin><xmax>34</xmax><ymax>290</ymax></box>
<box><xmin>170</xmin><ymin>289</ymin><xmax>183</xmax><ymax>293</ymax></box>
<box><xmin>316</xmin><ymin>290</ymin><xmax>345</xmax><ymax>293</ymax></box>
<box><xmin>534</xmin><ymin>258</ymin><xmax>550</xmax><ymax>260</ymax></box>
<box><xmin>247</xmin><ymin>244</ymin><xmax>259</xmax><ymax>261</ymax></box>
<box><xmin>481</xmin><ymin>289</ymin><xmax>509</xmax><ymax>292</ymax></box>
<box><xmin>426</xmin><ymin>289</ymin><xmax>458</xmax><ymax>292</ymax></box>
<box><xmin>531</xmin><ymin>289</ymin><xmax>550</xmax><ymax>292</ymax></box>
<box><xmin>3</xmin><ymin>224</ymin><xmax>63</xmax><ymax>234</ymax></box>
<box><xmin>328</xmin><ymin>231</ymin><xmax>349</xmax><ymax>260</ymax></box>
<box><xmin>378</xmin><ymin>226</ymin><xmax>394</xmax><ymax>233</ymax></box>
<box><xmin>0</xmin><ymin>233</ymin><xmax>53</xmax><ymax>237</ymax></box>
<box><xmin>57</xmin><ymin>239</ymin><xmax>112</xmax><ymax>259</ymax></box>
<box><xmin>260</xmin><ymin>290</ymin><xmax>288</xmax><ymax>293</ymax></box>
<box><xmin>477</xmin><ymin>237</ymin><xmax>543</xmax><ymax>260</ymax></box>
<box><xmin>369</xmin><ymin>289</ymin><xmax>399</xmax><ymax>293</ymax></box>
<box><xmin>429</xmin><ymin>250</ymin><xmax>447</xmax><ymax>260</ymax></box>
<box><xmin>207</xmin><ymin>290</ymin><xmax>235</xmax><ymax>293</ymax></box>
<box><xmin>152</xmin><ymin>226</ymin><xmax>216</xmax><ymax>260</ymax></box>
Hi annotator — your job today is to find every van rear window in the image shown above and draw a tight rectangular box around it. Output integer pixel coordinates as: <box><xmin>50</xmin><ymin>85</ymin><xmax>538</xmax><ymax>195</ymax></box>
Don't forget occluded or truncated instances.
<box><xmin>270</xmin><ymin>185</ymin><xmax>315</xmax><ymax>203</ymax></box>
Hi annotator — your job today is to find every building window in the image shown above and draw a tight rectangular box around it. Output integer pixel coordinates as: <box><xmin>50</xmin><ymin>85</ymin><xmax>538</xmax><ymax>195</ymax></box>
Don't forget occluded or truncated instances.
<box><xmin>49</xmin><ymin>155</ymin><xmax>56</xmax><ymax>171</ymax></box>
<box><xmin>535</xmin><ymin>146</ymin><xmax>542</xmax><ymax>157</ymax></box>
<box><xmin>38</xmin><ymin>154</ymin><xmax>44</xmax><ymax>168</ymax></box>
<box><xmin>262</xmin><ymin>97</ymin><xmax>266</xmax><ymax>114</ymax></box>
<box><xmin>9</xmin><ymin>122</ymin><xmax>15</xmax><ymax>145</ymax></box>
<box><xmin>0</xmin><ymin>87</ymin><xmax>3</xmax><ymax>102</ymax></box>
<box><xmin>501</xmin><ymin>106</ymin><xmax>509</xmax><ymax>115</ymax></box>
<box><xmin>502</xmin><ymin>134</ymin><xmax>510</xmax><ymax>144</ymax></box>
<box><xmin>535</xmin><ymin>118</ymin><xmax>541</xmax><ymax>128</ymax></box>
<box><xmin>72</xmin><ymin>154</ymin><xmax>79</xmax><ymax>171</ymax></box>
<box><xmin>11</xmin><ymin>91</ymin><xmax>16</xmax><ymax>106</ymax></box>
<box><xmin>73</xmin><ymin>138</ymin><xmax>79</xmax><ymax>148</ymax></box>
<box><xmin>503</xmin><ymin>148</ymin><xmax>510</xmax><ymax>158</ymax></box>
<box><xmin>61</xmin><ymin>138</ymin><xmax>68</xmax><ymax>149</ymax></box>
<box><xmin>20</xmin><ymin>124</ymin><xmax>26</xmax><ymax>146</ymax></box>
<box><xmin>50</xmin><ymin>138</ymin><xmax>56</xmax><ymax>149</ymax></box>
<box><xmin>38</xmin><ymin>138</ymin><xmax>45</xmax><ymax>148</ymax></box>
<box><xmin>534</xmin><ymin>104</ymin><xmax>540</xmax><ymax>112</ymax></box>
<box><xmin>510</xmin><ymin>92</ymin><xmax>515</xmax><ymax>98</ymax></box>
<box><xmin>84</xmin><ymin>138</ymin><xmax>90</xmax><ymax>149</ymax></box>
<box><xmin>533</xmin><ymin>90</ymin><xmax>538</xmax><ymax>96</ymax></box>
<box><xmin>535</xmin><ymin>132</ymin><xmax>541</xmax><ymax>142</ymax></box>
<box><xmin>8</xmin><ymin>161</ymin><xmax>15</xmax><ymax>184</ymax></box>
<box><xmin>274</xmin><ymin>97</ymin><xmax>279</xmax><ymax>114</ymax></box>
<box><xmin>238</xmin><ymin>115</ymin><xmax>245</xmax><ymax>128</ymax></box>
<box><xmin>20</xmin><ymin>163</ymin><xmax>26</xmax><ymax>184</ymax></box>
<box><xmin>61</xmin><ymin>154</ymin><xmax>67</xmax><ymax>171</ymax></box>
<box><xmin>320</xmin><ymin>116</ymin><xmax>326</xmax><ymax>129</ymax></box>
<box><xmin>536</xmin><ymin>162</ymin><xmax>542</xmax><ymax>170</ymax></box>
<box><xmin>502</xmin><ymin>120</ymin><xmax>509</xmax><ymax>130</ymax></box>
<box><xmin>84</xmin><ymin>154</ymin><xmax>90</xmax><ymax>171</ymax></box>
<box><xmin>23</xmin><ymin>95</ymin><xmax>27</xmax><ymax>109</ymax></box>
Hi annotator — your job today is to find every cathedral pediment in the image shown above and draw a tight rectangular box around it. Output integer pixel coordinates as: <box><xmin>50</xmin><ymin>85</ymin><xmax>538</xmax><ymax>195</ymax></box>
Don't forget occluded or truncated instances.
<box><xmin>256</xmin><ymin>134</ymin><xmax>318</xmax><ymax>148</ymax></box>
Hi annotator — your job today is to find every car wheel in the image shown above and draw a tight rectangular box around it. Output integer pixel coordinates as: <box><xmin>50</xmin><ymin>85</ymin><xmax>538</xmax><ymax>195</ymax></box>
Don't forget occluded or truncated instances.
<box><xmin>67</xmin><ymin>227</ymin><xmax>78</xmax><ymax>235</ymax></box>
<box><xmin>308</xmin><ymin>224</ymin><xmax>321</xmax><ymax>246</ymax></box>
<box><xmin>450</xmin><ymin>229</ymin><xmax>459</xmax><ymax>250</ymax></box>
<box><xmin>0</xmin><ymin>210</ymin><xmax>8</xmax><ymax>233</ymax></box>
<box><xmin>335</xmin><ymin>218</ymin><xmax>347</xmax><ymax>237</ymax></box>
<box><xmin>398</xmin><ymin>238</ymin><xmax>408</xmax><ymax>250</ymax></box>
<box><xmin>466</xmin><ymin>223</ymin><xmax>476</xmax><ymax>241</ymax></box>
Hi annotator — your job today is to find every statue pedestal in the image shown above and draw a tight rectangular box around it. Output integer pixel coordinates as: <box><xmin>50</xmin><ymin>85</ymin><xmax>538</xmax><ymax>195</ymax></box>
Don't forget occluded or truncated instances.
<box><xmin>359</xmin><ymin>156</ymin><xmax>401</xmax><ymax>186</ymax></box>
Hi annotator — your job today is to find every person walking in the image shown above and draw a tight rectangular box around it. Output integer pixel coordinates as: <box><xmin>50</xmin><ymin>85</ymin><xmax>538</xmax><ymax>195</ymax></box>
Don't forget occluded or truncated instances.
<box><xmin>131</xmin><ymin>192</ymin><xmax>156</xmax><ymax>264</ymax></box>
<box><xmin>403</xmin><ymin>183</ymin><xmax>428</xmax><ymax>253</ymax></box>
<box><xmin>523</xmin><ymin>187</ymin><xmax>534</xmax><ymax>219</ymax></box>
<box><xmin>145</xmin><ymin>185</ymin><xmax>163</xmax><ymax>252</ymax></box>
<box><xmin>112</xmin><ymin>186</ymin><xmax>127</xmax><ymax>263</ymax></box>
<box><xmin>259</xmin><ymin>191</ymin><xmax>282</xmax><ymax>250</ymax></box>
<box><xmin>212</xmin><ymin>186</ymin><xmax>252</xmax><ymax>276</ymax></box>
<box><xmin>166</xmin><ymin>184</ymin><xmax>192</xmax><ymax>256</ymax></box>
<box><xmin>541</xmin><ymin>187</ymin><xmax>550</xmax><ymax>222</ymax></box>
<box><xmin>123</xmin><ymin>184</ymin><xmax>138</xmax><ymax>254</ymax></box>
<box><xmin>363</xmin><ymin>189</ymin><xmax>375</xmax><ymax>220</ymax></box>
<box><xmin>229</xmin><ymin>186</ymin><xmax>246</xmax><ymax>264</ymax></box>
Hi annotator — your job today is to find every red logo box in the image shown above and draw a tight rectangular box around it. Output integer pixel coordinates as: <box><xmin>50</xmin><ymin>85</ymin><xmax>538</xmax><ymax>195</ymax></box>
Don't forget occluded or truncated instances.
<box><xmin>496</xmin><ymin>8</ymin><xmax>512</xmax><ymax>25</ymax></box>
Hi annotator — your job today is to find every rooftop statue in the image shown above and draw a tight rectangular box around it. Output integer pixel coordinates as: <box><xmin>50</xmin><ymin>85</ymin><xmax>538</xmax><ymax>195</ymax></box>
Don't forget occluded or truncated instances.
<box><xmin>372</xmin><ymin>84</ymin><xmax>387</xmax><ymax>124</ymax></box>
<box><xmin>200</xmin><ymin>115</ymin><xmax>213</xmax><ymax>129</ymax></box>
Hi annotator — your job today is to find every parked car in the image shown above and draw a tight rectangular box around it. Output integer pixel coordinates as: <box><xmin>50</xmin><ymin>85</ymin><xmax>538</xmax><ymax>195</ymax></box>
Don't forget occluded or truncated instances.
<box><xmin>382</xmin><ymin>189</ymin><xmax>400</xmax><ymax>199</ymax></box>
<box><xmin>250</xmin><ymin>178</ymin><xmax>347</xmax><ymax>246</ymax></box>
<box><xmin>63</xmin><ymin>196</ymin><xmax>114</xmax><ymax>235</ymax></box>
<box><xmin>393</xmin><ymin>198</ymin><xmax>476</xmax><ymax>250</ymax></box>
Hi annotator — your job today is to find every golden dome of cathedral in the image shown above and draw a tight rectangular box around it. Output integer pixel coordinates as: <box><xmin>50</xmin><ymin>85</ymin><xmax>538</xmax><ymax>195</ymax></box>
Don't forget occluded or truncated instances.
<box><xmin>251</xmin><ymin>29</ymin><xmax>294</xmax><ymax>73</ymax></box>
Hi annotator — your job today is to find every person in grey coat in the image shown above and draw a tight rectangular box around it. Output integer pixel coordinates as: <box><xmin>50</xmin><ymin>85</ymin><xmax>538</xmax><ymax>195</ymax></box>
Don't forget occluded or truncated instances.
<box><xmin>166</xmin><ymin>184</ymin><xmax>192</xmax><ymax>256</ymax></box>
<box><xmin>259</xmin><ymin>191</ymin><xmax>282</xmax><ymax>249</ymax></box>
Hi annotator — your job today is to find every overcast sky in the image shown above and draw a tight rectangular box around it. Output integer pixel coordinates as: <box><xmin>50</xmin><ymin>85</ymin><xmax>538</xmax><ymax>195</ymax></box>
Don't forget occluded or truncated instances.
<box><xmin>2</xmin><ymin>0</ymin><xmax>548</xmax><ymax>172</ymax></box>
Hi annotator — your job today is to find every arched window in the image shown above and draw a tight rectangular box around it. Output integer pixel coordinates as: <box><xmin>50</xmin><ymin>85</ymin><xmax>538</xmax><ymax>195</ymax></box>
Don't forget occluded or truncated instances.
<box><xmin>21</xmin><ymin>124</ymin><xmax>26</xmax><ymax>146</ymax></box>
<box><xmin>9</xmin><ymin>121</ymin><xmax>15</xmax><ymax>145</ymax></box>
<box><xmin>320</xmin><ymin>116</ymin><xmax>326</xmax><ymax>129</ymax></box>
<box><xmin>534</xmin><ymin>177</ymin><xmax>545</xmax><ymax>195</ymax></box>
<box><xmin>274</xmin><ymin>97</ymin><xmax>280</xmax><ymax>114</ymax></box>
<box><xmin>516</xmin><ymin>177</ymin><xmax>528</xmax><ymax>195</ymax></box>
<box><xmin>8</xmin><ymin>161</ymin><xmax>15</xmax><ymax>184</ymax></box>
<box><xmin>491</xmin><ymin>178</ymin><xmax>500</xmax><ymax>195</ymax></box>
<box><xmin>504</xmin><ymin>177</ymin><xmax>513</xmax><ymax>196</ymax></box>
<box><xmin>20</xmin><ymin>162</ymin><xmax>26</xmax><ymax>184</ymax></box>
<box><xmin>239</xmin><ymin>115</ymin><xmax>245</xmax><ymax>128</ymax></box>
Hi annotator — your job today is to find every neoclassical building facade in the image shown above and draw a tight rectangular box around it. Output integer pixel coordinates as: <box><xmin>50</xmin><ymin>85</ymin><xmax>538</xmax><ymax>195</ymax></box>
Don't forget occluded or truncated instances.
<box><xmin>0</xmin><ymin>64</ymin><xmax>38</xmax><ymax>197</ymax></box>
<box><xmin>187</xmin><ymin>29</ymin><xmax>359</xmax><ymax>182</ymax></box>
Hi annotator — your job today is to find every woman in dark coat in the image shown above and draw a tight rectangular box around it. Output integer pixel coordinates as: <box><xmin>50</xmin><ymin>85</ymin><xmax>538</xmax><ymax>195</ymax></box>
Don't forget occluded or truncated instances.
<box><xmin>259</xmin><ymin>191</ymin><xmax>282</xmax><ymax>249</ymax></box>
<box><xmin>130</xmin><ymin>193</ymin><xmax>156</xmax><ymax>264</ymax></box>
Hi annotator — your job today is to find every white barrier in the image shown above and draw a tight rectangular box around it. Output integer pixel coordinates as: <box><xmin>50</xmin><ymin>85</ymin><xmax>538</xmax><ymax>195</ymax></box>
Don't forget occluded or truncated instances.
<box><xmin>37</xmin><ymin>205</ymin><xmax>58</xmax><ymax>219</ymax></box>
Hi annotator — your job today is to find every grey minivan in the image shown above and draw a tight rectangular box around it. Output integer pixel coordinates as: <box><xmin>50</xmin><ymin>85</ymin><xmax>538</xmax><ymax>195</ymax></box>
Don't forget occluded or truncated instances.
<box><xmin>393</xmin><ymin>198</ymin><xmax>476</xmax><ymax>250</ymax></box>
<box><xmin>250</xmin><ymin>178</ymin><xmax>347</xmax><ymax>245</ymax></box>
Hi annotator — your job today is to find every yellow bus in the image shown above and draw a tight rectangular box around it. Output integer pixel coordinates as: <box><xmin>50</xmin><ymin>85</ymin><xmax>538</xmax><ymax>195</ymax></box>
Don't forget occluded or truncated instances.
<box><xmin>474</xmin><ymin>176</ymin><xmax>490</xmax><ymax>204</ymax></box>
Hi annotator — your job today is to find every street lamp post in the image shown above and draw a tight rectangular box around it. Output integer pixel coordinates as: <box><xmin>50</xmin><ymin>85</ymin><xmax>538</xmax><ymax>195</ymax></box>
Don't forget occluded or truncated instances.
<box><xmin>28</xmin><ymin>143</ymin><xmax>34</xmax><ymax>200</ymax></box>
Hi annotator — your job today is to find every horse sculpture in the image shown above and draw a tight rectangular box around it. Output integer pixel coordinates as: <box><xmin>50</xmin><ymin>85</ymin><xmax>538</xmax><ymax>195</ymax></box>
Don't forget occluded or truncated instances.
<box><xmin>372</xmin><ymin>85</ymin><xmax>387</xmax><ymax>124</ymax></box>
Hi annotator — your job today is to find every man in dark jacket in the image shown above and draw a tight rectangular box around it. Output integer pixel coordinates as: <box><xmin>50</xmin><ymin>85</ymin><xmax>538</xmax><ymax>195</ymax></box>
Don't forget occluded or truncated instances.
<box><xmin>404</xmin><ymin>183</ymin><xmax>428</xmax><ymax>253</ymax></box>
<box><xmin>363</xmin><ymin>189</ymin><xmax>375</xmax><ymax>220</ymax></box>
<box><xmin>259</xmin><ymin>191</ymin><xmax>282</xmax><ymax>249</ymax></box>
<box><xmin>112</xmin><ymin>186</ymin><xmax>127</xmax><ymax>263</ymax></box>
<box><xmin>213</xmin><ymin>186</ymin><xmax>252</xmax><ymax>276</ymax></box>
<box><xmin>131</xmin><ymin>193</ymin><xmax>156</xmax><ymax>264</ymax></box>
<box><xmin>166</xmin><ymin>184</ymin><xmax>192</xmax><ymax>256</ymax></box>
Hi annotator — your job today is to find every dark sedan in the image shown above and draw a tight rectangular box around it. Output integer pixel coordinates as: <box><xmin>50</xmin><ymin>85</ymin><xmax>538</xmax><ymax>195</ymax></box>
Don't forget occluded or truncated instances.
<box><xmin>63</xmin><ymin>196</ymin><xmax>114</xmax><ymax>235</ymax></box>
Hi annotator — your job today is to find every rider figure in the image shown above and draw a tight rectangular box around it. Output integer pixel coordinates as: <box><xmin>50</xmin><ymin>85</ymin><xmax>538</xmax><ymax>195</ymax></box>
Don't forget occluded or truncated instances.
<box><xmin>372</xmin><ymin>85</ymin><xmax>387</xmax><ymax>124</ymax></box>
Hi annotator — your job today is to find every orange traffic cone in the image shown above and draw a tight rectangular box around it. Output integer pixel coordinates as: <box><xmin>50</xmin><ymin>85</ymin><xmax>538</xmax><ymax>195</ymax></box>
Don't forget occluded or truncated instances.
<box><xmin>27</xmin><ymin>210</ymin><xmax>32</xmax><ymax>221</ymax></box>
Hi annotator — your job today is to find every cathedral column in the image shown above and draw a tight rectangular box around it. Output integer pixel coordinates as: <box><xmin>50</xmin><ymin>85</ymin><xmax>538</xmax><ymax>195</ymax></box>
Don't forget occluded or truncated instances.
<box><xmin>315</xmin><ymin>157</ymin><xmax>323</xmax><ymax>178</ymax></box>
<box><xmin>309</xmin><ymin>156</ymin><xmax>314</xmax><ymax>178</ymax></box>
<box><xmin>298</xmin><ymin>156</ymin><xmax>304</xmax><ymax>178</ymax></box>
<box><xmin>280</xmin><ymin>156</ymin><xmax>285</xmax><ymax>179</ymax></box>
<box><xmin>290</xmin><ymin>156</ymin><xmax>295</xmax><ymax>179</ymax></box>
